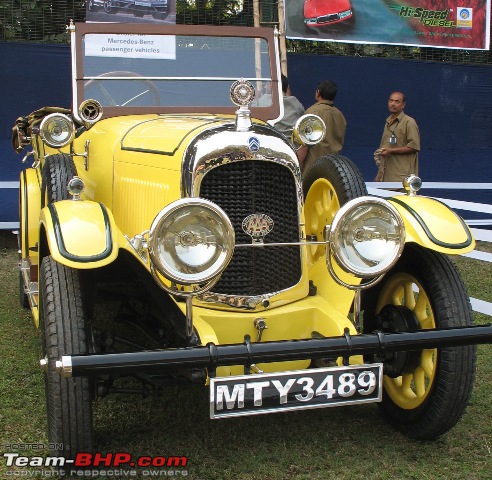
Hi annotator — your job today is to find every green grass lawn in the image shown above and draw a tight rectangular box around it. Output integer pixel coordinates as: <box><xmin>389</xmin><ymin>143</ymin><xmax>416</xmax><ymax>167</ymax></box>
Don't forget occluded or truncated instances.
<box><xmin>0</xmin><ymin>230</ymin><xmax>490</xmax><ymax>480</ymax></box>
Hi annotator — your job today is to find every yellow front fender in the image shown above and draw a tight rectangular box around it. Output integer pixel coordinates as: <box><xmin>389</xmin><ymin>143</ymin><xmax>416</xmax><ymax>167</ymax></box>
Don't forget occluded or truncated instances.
<box><xmin>20</xmin><ymin>168</ymin><xmax>41</xmax><ymax>260</ymax></box>
<box><xmin>389</xmin><ymin>196</ymin><xmax>475</xmax><ymax>255</ymax></box>
<box><xmin>40</xmin><ymin>200</ymin><xmax>119</xmax><ymax>269</ymax></box>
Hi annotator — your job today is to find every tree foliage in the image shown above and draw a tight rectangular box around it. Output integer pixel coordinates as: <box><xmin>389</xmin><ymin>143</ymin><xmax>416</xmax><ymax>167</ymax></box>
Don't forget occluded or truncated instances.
<box><xmin>0</xmin><ymin>1</ymin><xmax>489</xmax><ymax>64</ymax></box>
<box><xmin>0</xmin><ymin>1</ymin><xmax>85</xmax><ymax>42</ymax></box>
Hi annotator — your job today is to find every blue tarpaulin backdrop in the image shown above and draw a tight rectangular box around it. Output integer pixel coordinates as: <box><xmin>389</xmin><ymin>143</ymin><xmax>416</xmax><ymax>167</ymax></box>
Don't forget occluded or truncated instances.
<box><xmin>1</xmin><ymin>43</ymin><xmax>491</xmax><ymax>225</ymax></box>
<box><xmin>1</xmin><ymin>43</ymin><xmax>71</xmax><ymax>226</ymax></box>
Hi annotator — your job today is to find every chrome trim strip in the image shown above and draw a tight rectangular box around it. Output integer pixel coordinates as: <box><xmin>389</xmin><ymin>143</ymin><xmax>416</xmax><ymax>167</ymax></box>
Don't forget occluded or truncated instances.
<box><xmin>235</xmin><ymin>241</ymin><xmax>325</xmax><ymax>248</ymax></box>
<box><xmin>198</xmin><ymin>292</ymin><xmax>272</xmax><ymax>310</ymax></box>
<box><xmin>70</xmin><ymin>22</ymin><xmax>83</xmax><ymax>125</ymax></box>
<box><xmin>82</xmin><ymin>76</ymin><xmax>272</xmax><ymax>82</ymax></box>
<box><xmin>268</xmin><ymin>30</ymin><xmax>284</xmax><ymax>126</ymax></box>
<box><xmin>182</xmin><ymin>124</ymin><xmax>302</xmax><ymax>199</ymax></box>
<box><xmin>56</xmin><ymin>356</ymin><xmax>73</xmax><ymax>379</ymax></box>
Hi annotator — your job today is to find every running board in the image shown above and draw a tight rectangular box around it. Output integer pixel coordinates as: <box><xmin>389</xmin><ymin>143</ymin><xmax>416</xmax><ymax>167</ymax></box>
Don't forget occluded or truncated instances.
<box><xmin>19</xmin><ymin>258</ymin><xmax>38</xmax><ymax>308</ymax></box>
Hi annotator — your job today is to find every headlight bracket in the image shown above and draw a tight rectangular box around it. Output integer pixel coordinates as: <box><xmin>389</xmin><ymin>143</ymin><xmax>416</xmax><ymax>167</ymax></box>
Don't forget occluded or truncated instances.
<box><xmin>325</xmin><ymin>196</ymin><xmax>406</xmax><ymax>332</ymax></box>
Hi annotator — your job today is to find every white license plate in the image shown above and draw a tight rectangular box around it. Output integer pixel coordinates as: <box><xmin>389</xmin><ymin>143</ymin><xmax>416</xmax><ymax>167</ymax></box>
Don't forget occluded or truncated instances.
<box><xmin>210</xmin><ymin>363</ymin><xmax>383</xmax><ymax>418</ymax></box>
<box><xmin>135</xmin><ymin>1</ymin><xmax>151</xmax><ymax>6</ymax></box>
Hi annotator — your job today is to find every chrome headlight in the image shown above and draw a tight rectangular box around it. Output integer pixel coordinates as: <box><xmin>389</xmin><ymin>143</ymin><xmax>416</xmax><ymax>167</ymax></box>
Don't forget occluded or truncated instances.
<box><xmin>39</xmin><ymin>113</ymin><xmax>75</xmax><ymax>148</ymax></box>
<box><xmin>329</xmin><ymin>197</ymin><xmax>405</xmax><ymax>278</ymax></box>
<box><xmin>293</xmin><ymin>114</ymin><xmax>326</xmax><ymax>145</ymax></box>
<box><xmin>148</xmin><ymin>198</ymin><xmax>235</xmax><ymax>285</ymax></box>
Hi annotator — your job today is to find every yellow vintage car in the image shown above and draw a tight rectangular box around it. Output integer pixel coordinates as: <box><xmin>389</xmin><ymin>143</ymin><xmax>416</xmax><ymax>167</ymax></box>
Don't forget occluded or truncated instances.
<box><xmin>13</xmin><ymin>21</ymin><xmax>491</xmax><ymax>459</ymax></box>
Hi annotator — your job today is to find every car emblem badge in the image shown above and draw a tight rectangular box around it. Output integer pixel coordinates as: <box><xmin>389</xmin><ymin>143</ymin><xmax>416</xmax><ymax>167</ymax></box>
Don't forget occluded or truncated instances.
<box><xmin>242</xmin><ymin>214</ymin><xmax>274</xmax><ymax>244</ymax></box>
<box><xmin>248</xmin><ymin>136</ymin><xmax>260</xmax><ymax>152</ymax></box>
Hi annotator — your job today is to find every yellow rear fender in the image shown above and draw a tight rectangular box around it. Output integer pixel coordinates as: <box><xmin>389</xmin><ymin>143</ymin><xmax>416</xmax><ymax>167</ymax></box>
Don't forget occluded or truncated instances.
<box><xmin>40</xmin><ymin>200</ymin><xmax>119</xmax><ymax>269</ymax></box>
<box><xmin>389</xmin><ymin>196</ymin><xmax>475</xmax><ymax>255</ymax></box>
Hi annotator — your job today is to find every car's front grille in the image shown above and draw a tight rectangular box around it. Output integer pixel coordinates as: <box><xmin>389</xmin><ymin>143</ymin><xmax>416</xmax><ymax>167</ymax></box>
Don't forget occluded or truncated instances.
<box><xmin>318</xmin><ymin>14</ymin><xmax>339</xmax><ymax>24</ymax></box>
<box><xmin>199</xmin><ymin>160</ymin><xmax>302</xmax><ymax>296</ymax></box>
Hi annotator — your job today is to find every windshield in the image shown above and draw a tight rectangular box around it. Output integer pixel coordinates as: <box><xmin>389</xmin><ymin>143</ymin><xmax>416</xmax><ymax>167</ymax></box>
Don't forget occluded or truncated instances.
<box><xmin>80</xmin><ymin>33</ymin><xmax>272</xmax><ymax>109</ymax></box>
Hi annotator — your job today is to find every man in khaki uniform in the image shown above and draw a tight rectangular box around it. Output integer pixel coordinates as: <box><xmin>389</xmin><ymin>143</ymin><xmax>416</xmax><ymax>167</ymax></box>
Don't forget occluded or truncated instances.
<box><xmin>301</xmin><ymin>80</ymin><xmax>346</xmax><ymax>172</ymax></box>
<box><xmin>377</xmin><ymin>91</ymin><xmax>420</xmax><ymax>182</ymax></box>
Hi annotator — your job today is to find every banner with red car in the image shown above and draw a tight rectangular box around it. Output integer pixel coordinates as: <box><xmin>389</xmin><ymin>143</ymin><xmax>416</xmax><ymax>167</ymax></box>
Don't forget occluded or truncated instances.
<box><xmin>285</xmin><ymin>0</ymin><xmax>490</xmax><ymax>50</ymax></box>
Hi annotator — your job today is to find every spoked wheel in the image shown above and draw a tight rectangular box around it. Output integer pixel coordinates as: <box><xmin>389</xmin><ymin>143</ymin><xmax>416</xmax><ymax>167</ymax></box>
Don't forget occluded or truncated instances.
<box><xmin>302</xmin><ymin>154</ymin><xmax>367</xmax><ymax>265</ymax></box>
<box><xmin>40</xmin><ymin>256</ymin><xmax>94</xmax><ymax>457</ymax></box>
<box><xmin>362</xmin><ymin>244</ymin><xmax>476</xmax><ymax>439</ymax></box>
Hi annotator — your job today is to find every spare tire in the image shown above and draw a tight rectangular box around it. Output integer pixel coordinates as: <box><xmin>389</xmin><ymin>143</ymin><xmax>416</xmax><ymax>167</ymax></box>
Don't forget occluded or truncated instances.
<box><xmin>302</xmin><ymin>154</ymin><xmax>367</xmax><ymax>264</ymax></box>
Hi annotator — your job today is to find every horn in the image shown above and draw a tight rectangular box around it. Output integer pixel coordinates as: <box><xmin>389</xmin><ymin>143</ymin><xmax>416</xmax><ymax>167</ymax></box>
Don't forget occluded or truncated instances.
<box><xmin>78</xmin><ymin>99</ymin><xmax>103</xmax><ymax>127</ymax></box>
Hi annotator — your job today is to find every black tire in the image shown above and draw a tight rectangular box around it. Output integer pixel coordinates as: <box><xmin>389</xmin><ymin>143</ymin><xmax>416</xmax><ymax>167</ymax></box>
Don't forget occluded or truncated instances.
<box><xmin>362</xmin><ymin>244</ymin><xmax>476</xmax><ymax>440</ymax></box>
<box><xmin>152</xmin><ymin>12</ymin><xmax>169</xmax><ymax>21</ymax></box>
<box><xmin>302</xmin><ymin>154</ymin><xmax>367</xmax><ymax>264</ymax></box>
<box><xmin>41</xmin><ymin>153</ymin><xmax>77</xmax><ymax>207</ymax></box>
<box><xmin>40</xmin><ymin>255</ymin><xmax>93</xmax><ymax>457</ymax></box>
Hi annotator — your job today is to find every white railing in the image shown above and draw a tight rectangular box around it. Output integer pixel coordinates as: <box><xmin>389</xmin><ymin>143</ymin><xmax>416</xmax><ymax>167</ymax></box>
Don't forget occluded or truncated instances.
<box><xmin>367</xmin><ymin>182</ymin><xmax>492</xmax><ymax>317</ymax></box>
<box><xmin>0</xmin><ymin>182</ymin><xmax>20</xmax><ymax>230</ymax></box>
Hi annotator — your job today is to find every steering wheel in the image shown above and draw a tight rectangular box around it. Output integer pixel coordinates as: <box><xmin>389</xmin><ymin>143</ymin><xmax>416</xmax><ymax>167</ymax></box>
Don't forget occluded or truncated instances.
<box><xmin>84</xmin><ymin>71</ymin><xmax>161</xmax><ymax>106</ymax></box>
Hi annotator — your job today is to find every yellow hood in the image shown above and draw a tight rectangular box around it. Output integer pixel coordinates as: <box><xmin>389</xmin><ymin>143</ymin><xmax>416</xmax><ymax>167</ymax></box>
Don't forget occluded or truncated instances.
<box><xmin>119</xmin><ymin>115</ymin><xmax>232</xmax><ymax>157</ymax></box>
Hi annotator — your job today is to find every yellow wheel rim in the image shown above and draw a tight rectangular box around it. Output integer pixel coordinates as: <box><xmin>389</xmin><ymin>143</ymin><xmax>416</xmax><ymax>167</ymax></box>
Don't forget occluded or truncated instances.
<box><xmin>377</xmin><ymin>273</ymin><xmax>437</xmax><ymax>409</ymax></box>
<box><xmin>304</xmin><ymin>178</ymin><xmax>340</xmax><ymax>265</ymax></box>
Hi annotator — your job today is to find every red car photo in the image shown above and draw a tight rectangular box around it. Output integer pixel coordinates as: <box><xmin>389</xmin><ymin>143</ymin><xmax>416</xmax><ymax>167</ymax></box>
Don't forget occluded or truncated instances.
<box><xmin>304</xmin><ymin>0</ymin><xmax>354</xmax><ymax>27</ymax></box>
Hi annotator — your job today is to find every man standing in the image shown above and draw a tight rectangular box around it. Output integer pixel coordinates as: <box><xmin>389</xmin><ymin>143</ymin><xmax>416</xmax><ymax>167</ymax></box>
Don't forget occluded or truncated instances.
<box><xmin>302</xmin><ymin>80</ymin><xmax>346</xmax><ymax>172</ymax></box>
<box><xmin>376</xmin><ymin>91</ymin><xmax>420</xmax><ymax>182</ymax></box>
<box><xmin>257</xmin><ymin>81</ymin><xmax>272</xmax><ymax>106</ymax></box>
<box><xmin>274</xmin><ymin>74</ymin><xmax>305</xmax><ymax>138</ymax></box>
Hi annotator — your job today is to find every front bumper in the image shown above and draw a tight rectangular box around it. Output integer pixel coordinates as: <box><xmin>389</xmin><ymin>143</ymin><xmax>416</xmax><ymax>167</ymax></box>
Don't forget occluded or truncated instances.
<box><xmin>55</xmin><ymin>324</ymin><xmax>492</xmax><ymax>379</ymax></box>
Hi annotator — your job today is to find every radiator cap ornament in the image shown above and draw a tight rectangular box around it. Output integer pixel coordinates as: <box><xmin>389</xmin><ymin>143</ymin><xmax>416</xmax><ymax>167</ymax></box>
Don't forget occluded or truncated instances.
<box><xmin>242</xmin><ymin>213</ymin><xmax>274</xmax><ymax>244</ymax></box>
<box><xmin>230</xmin><ymin>79</ymin><xmax>255</xmax><ymax>106</ymax></box>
